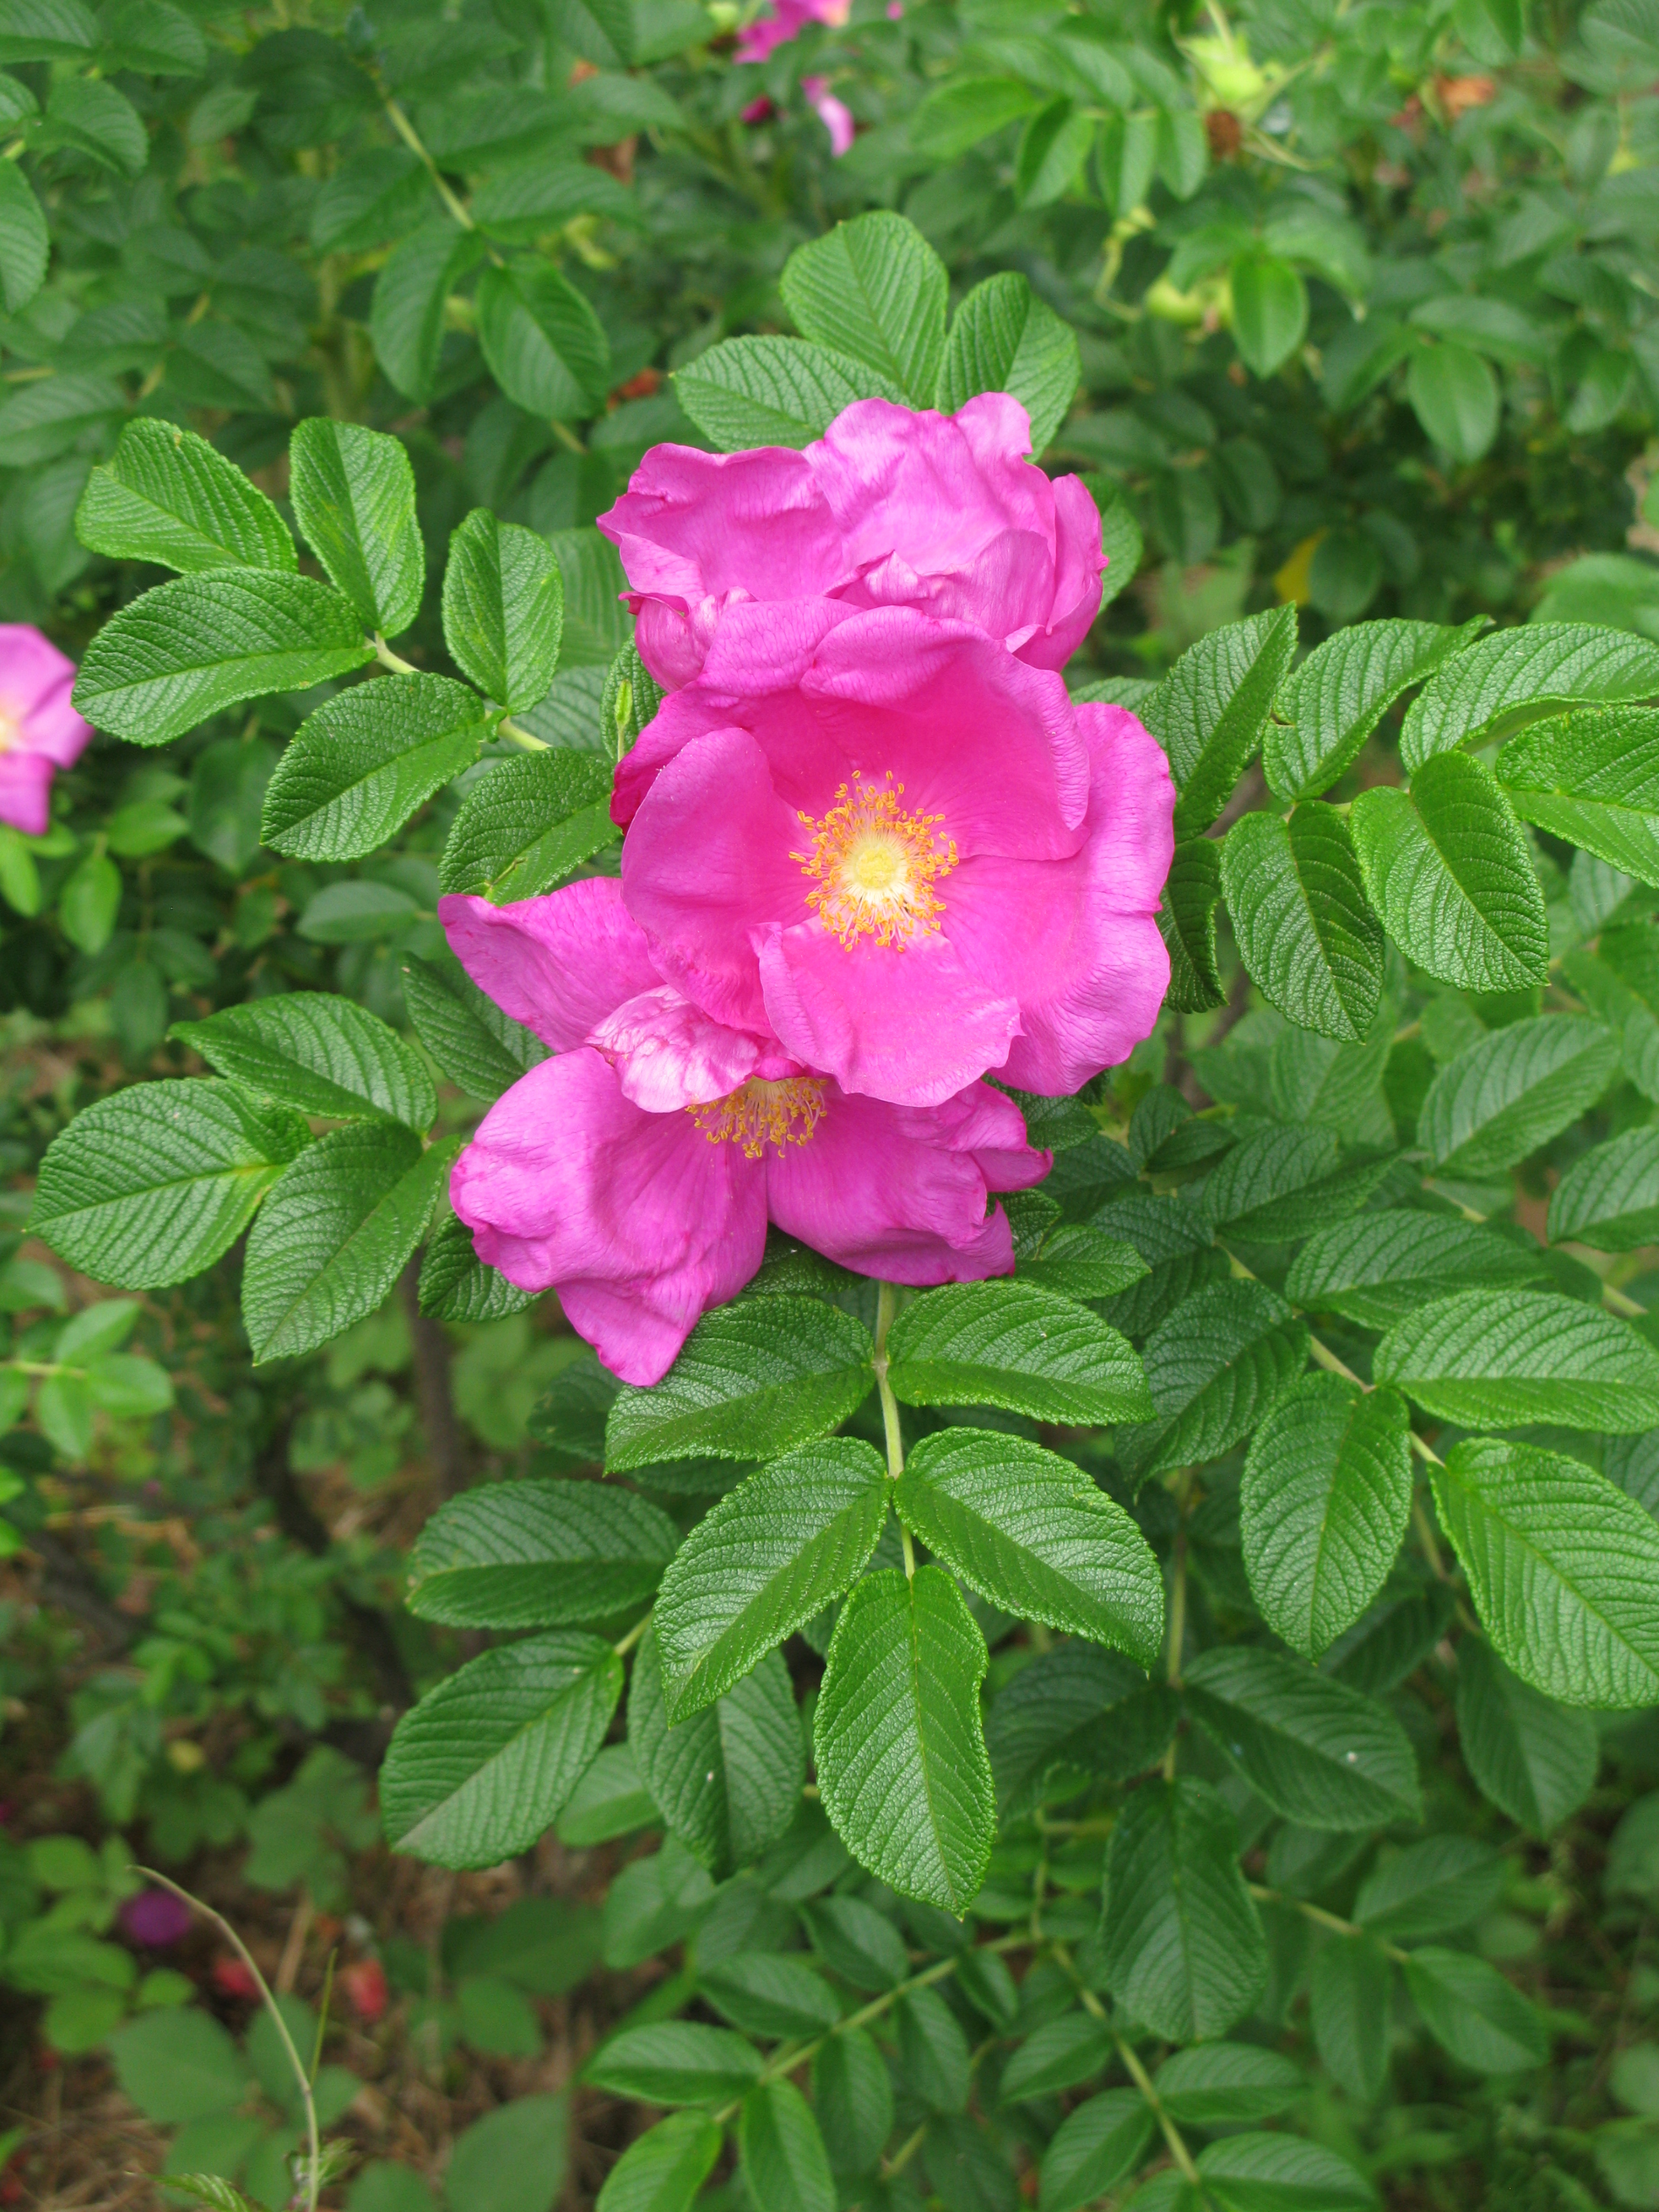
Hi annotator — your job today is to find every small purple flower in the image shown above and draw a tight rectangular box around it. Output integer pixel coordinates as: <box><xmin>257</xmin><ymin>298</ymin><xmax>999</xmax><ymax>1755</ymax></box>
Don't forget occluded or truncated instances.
<box><xmin>121</xmin><ymin>1888</ymin><xmax>194</xmax><ymax>1948</ymax></box>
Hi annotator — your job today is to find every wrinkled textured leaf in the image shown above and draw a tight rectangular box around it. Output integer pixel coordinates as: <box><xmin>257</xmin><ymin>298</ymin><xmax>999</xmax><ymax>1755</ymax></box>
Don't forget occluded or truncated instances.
<box><xmin>1183</xmin><ymin>1645</ymin><xmax>1422</xmax><ymax>1828</ymax></box>
<box><xmin>936</xmin><ymin>270</ymin><xmax>1082</xmax><ymax>454</ymax></box>
<box><xmin>886</xmin><ymin>1282</ymin><xmax>1151</xmax><ymax>1425</ymax></box>
<box><xmin>1222</xmin><ymin>804</ymin><xmax>1383</xmax><ymax>1041</ymax></box>
<box><xmin>781</xmin><ymin>210</ymin><xmax>947</xmax><ymax>406</ymax></box>
<box><xmin>438</xmin><ymin>747</ymin><xmax>616</xmax><ymax>902</ymax></box>
<box><xmin>1267</xmin><ymin>616</ymin><xmax>1486</xmax><ymax>800</ymax></box>
<box><xmin>1419</xmin><ymin>1015</ymin><xmax>1618</xmax><ymax>1179</ymax></box>
<box><xmin>289</xmin><ymin>417</ymin><xmax>424</xmax><ymax>638</ymax></box>
<box><xmin>171</xmin><ymin>993</ymin><xmax>435</xmax><ymax>1128</ymax></box>
<box><xmin>1375</xmin><ymin>1289</ymin><xmax>1659</xmax><ymax>1432</ymax></box>
<box><xmin>443</xmin><ymin>509</ymin><xmax>565</xmax><ymax>713</ymax></box>
<box><xmin>1100</xmin><ymin>1777</ymin><xmax>1266</xmax><ymax>2043</ymax></box>
<box><xmin>628</xmin><ymin>1626</ymin><xmax>802</xmax><ymax>1877</ymax></box>
<box><xmin>407</xmin><ymin>1479</ymin><xmax>678</xmax><ymax>1628</ymax></box>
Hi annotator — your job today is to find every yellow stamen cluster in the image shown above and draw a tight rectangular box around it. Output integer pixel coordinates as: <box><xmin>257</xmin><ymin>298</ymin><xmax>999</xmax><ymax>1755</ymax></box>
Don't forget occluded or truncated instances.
<box><xmin>792</xmin><ymin>769</ymin><xmax>957</xmax><ymax>950</ymax></box>
<box><xmin>690</xmin><ymin>1076</ymin><xmax>827</xmax><ymax>1159</ymax></box>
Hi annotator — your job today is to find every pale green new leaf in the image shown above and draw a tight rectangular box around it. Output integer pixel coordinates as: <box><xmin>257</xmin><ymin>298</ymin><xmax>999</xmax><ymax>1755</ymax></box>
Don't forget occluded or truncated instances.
<box><xmin>605</xmin><ymin>1298</ymin><xmax>873</xmax><ymax>1471</ymax></box>
<box><xmin>781</xmin><ymin>211</ymin><xmax>947</xmax><ymax>406</ymax></box>
<box><xmin>1403</xmin><ymin>1947</ymin><xmax>1547</xmax><ymax>2073</ymax></box>
<box><xmin>72</xmin><ymin>572</ymin><xmax>372</xmax><ymax>745</ymax></box>
<box><xmin>1454</xmin><ymin>1635</ymin><xmax>1598</xmax><ymax>1835</ymax></box>
<box><xmin>1350</xmin><ymin>750</ymin><xmax>1548</xmax><ymax>991</ymax></box>
<box><xmin>1182</xmin><ymin>1645</ymin><xmax>1422</xmax><ymax>1828</ymax></box>
<box><xmin>381</xmin><ymin>1631</ymin><xmax>620</xmax><ymax>1866</ymax></box>
<box><xmin>628</xmin><ymin>1626</ymin><xmax>802</xmax><ymax>1878</ymax></box>
<box><xmin>1265</xmin><ymin>616</ymin><xmax>1486</xmax><ymax>800</ymax></box>
<box><xmin>240</xmin><ymin>1127</ymin><xmax>457</xmax><ymax>1362</ymax></box>
<box><xmin>674</xmin><ymin>335</ymin><xmax>901</xmax><ymax>453</ymax></box>
<box><xmin>1498</xmin><ymin>705</ymin><xmax>1659</xmax><ymax>886</ymax></box>
<box><xmin>289</xmin><ymin>417</ymin><xmax>424</xmax><ymax>638</ymax></box>
<box><xmin>1418</xmin><ymin>1015</ymin><xmax>1619</xmax><ymax>1179</ymax></box>
<box><xmin>885</xmin><ymin>1281</ymin><xmax>1151</xmax><ymax>1425</ymax></box>
<box><xmin>1549</xmin><ymin>1126</ymin><xmax>1659</xmax><ymax>1250</ymax></box>
<box><xmin>1375</xmin><ymin>1289</ymin><xmax>1659</xmax><ymax>1432</ymax></box>
<box><xmin>29</xmin><ymin>1080</ymin><xmax>307</xmax><ymax>1289</ymax></box>
<box><xmin>1099</xmin><ymin>1777</ymin><xmax>1266</xmax><ymax>2043</ymax></box>
<box><xmin>443</xmin><ymin>509</ymin><xmax>565</xmax><ymax>713</ymax></box>
<box><xmin>1401</xmin><ymin>621</ymin><xmax>1659</xmax><ymax>771</ymax></box>
<box><xmin>1221</xmin><ymin>804</ymin><xmax>1383</xmax><ymax>1041</ymax></box>
<box><xmin>1284</xmin><ymin>1212</ymin><xmax>1547</xmax><ymax>1329</ymax></box>
<box><xmin>895</xmin><ymin>1427</ymin><xmax>1163</xmax><ymax>1666</ymax></box>
<box><xmin>407</xmin><ymin>1479</ymin><xmax>678</xmax><ymax>1628</ymax></box>
<box><xmin>814</xmin><ymin>1565</ymin><xmax>994</xmax><ymax>1913</ymax></box>
<box><xmin>1241</xmin><ymin>1375</ymin><xmax>1412</xmax><ymax>1658</ymax></box>
<box><xmin>653</xmin><ymin>1437</ymin><xmax>888</xmax><ymax>1717</ymax></box>
<box><xmin>261</xmin><ymin>673</ymin><xmax>492</xmax><ymax>861</ymax></box>
<box><xmin>438</xmin><ymin>747</ymin><xmax>615</xmax><ymax>902</ymax></box>
<box><xmin>738</xmin><ymin>2080</ymin><xmax>835</xmax><ymax>2212</ymax></box>
<box><xmin>170</xmin><ymin>993</ymin><xmax>436</xmax><ymax>1129</ymax></box>
<box><xmin>1144</xmin><ymin>605</ymin><xmax>1298</xmax><ymax>839</ymax></box>
<box><xmin>1117</xmin><ymin>1278</ymin><xmax>1309</xmax><ymax>1483</ymax></box>
<box><xmin>1432</xmin><ymin>1439</ymin><xmax>1659</xmax><ymax>1706</ymax></box>
<box><xmin>936</xmin><ymin>271</ymin><xmax>1082</xmax><ymax>454</ymax></box>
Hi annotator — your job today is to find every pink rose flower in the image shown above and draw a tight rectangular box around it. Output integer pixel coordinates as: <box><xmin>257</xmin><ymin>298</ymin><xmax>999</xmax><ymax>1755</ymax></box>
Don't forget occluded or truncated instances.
<box><xmin>609</xmin><ymin>605</ymin><xmax>1174</xmax><ymax>1107</ymax></box>
<box><xmin>736</xmin><ymin>0</ymin><xmax>851</xmax><ymax>65</ymax></box>
<box><xmin>0</xmin><ymin>627</ymin><xmax>92</xmax><ymax>836</ymax></box>
<box><xmin>802</xmin><ymin>75</ymin><xmax>856</xmax><ymax>155</ymax></box>
<box><xmin>440</xmin><ymin>879</ymin><xmax>1048</xmax><ymax>1385</ymax></box>
<box><xmin>598</xmin><ymin>396</ymin><xmax>1106</xmax><ymax>691</ymax></box>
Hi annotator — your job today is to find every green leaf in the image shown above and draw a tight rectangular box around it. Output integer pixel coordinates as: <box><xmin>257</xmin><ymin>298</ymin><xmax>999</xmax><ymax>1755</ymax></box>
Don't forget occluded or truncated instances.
<box><xmin>1100</xmin><ymin>1776</ymin><xmax>1266</xmax><ymax>2043</ymax></box>
<box><xmin>595</xmin><ymin>2112</ymin><xmax>720</xmax><ymax>2212</ymax></box>
<box><xmin>987</xmin><ymin>1643</ymin><xmax>1176</xmax><ymax>1813</ymax></box>
<box><xmin>605</xmin><ymin>1298</ymin><xmax>874</xmax><ymax>1472</ymax></box>
<box><xmin>170</xmin><ymin>993</ymin><xmax>435</xmax><ymax>1128</ymax></box>
<box><xmin>600</xmin><ymin>640</ymin><xmax>663</xmax><ymax>764</ymax></box>
<box><xmin>1144</xmin><ymin>606</ymin><xmax>1298</xmax><ymax>840</ymax></box>
<box><xmin>1221</xmin><ymin>805</ymin><xmax>1384</xmax><ymax>1042</ymax></box>
<box><xmin>739</xmin><ymin>2080</ymin><xmax>835</xmax><ymax>2212</ymax></box>
<box><xmin>628</xmin><ymin>1626</ymin><xmax>802</xmax><ymax>1878</ymax></box>
<box><xmin>1565</xmin><ymin>924</ymin><xmax>1659</xmax><ymax>1103</ymax></box>
<box><xmin>653</xmin><ymin>1436</ymin><xmax>888</xmax><ymax>1718</ymax></box>
<box><xmin>701</xmin><ymin>1954</ymin><xmax>840</xmax><ymax>2041</ymax></box>
<box><xmin>310</xmin><ymin>147</ymin><xmax>430</xmax><ymax>254</ymax></box>
<box><xmin>1454</xmin><ymin>1635</ymin><xmax>1598</xmax><ymax>1836</ymax></box>
<box><xmin>401</xmin><ymin>955</ymin><xmax>548</xmax><ymax>1105</ymax></box>
<box><xmin>382</xmin><ymin>1630</ymin><xmax>620</xmax><ymax>1866</ymax></box>
<box><xmin>1195</xmin><ymin>2133</ymin><xmax>1374</xmax><ymax>2212</ymax></box>
<box><xmin>1432</xmin><ymin>1439</ymin><xmax>1659</xmax><ymax>1707</ymax></box>
<box><xmin>674</xmin><ymin>335</ymin><xmax>900</xmax><ymax>453</ymax></box>
<box><xmin>72</xmin><ymin>572</ymin><xmax>372</xmax><ymax>747</ymax></box>
<box><xmin>261</xmin><ymin>674</ymin><xmax>491</xmax><ymax>861</ymax></box>
<box><xmin>1375</xmin><ymin>1290</ymin><xmax>1659</xmax><ymax>1433</ymax></box>
<box><xmin>1154</xmin><ymin>2045</ymin><xmax>1303</xmax><ymax>2127</ymax></box>
<box><xmin>1407</xmin><ymin>340</ymin><xmax>1500</xmax><ymax>462</ymax></box>
<box><xmin>1017</xmin><ymin>1221</ymin><xmax>1147</xmax><ymax>1300</ymax></box>
<box><xmin>1241</xmin><ymin>1375</ymin><xmax>1412</xmax><ymax>1659</ymax></box>
<box><xmin>107</xmin><ymin>2009</ymin><xmax>246</xmax><ymax>2124</ymax></box>
<box><xmin>1498</xmin><ymin>705</ymin><xmax>1659</xmax><ymax>886</ymax></box>
<box><xmin>1403</xmin><ymin>1947</ymin><xmax>1547</xmax><ymax>2073</ymax></box>
<box><xmin>417</xmin><ymin>1211</ymin><xmax>533</xmax><ymax>1324</ymax></box>
<box><xmin>407</xmin><ymin>1479</ymin><xmax>678</xmax><ymax>1629</ymax></box>
<box><xmin>814</xmin><ymin>1565</ymin><xmax>993</xmax><ymax>1914</ymax></box>
<box><xmin>1199</xmin><ymin>1126</ymin><xmax>1394</xmax><ymax>1243</ymax></box>
<box><xmin>1549</xmin><ymin>1126</ymin><xmax>1659</xmax><ymax>1250</ymax></box>
<box><xmin>1038</xmin><ymin>2089</ymin><xmax>1155</xmax><ymax>2212</ymax></box>
<box><xmin>0</xmin><ymin>159</ymin><xmax>47</xmax><ymax>315</ymax></box>
<box><xmin>936</xmin><ymin>271</ymin><xmax>1082</xmax><ymax>457</ymax></box>
<box><xmin>781</xmin><ymin>211</ymin><xmax>946</xmax><ymax>409</ymax></box>
<box><xmin>895</xmin><ymin>1427</ymin><xmax>1162</xmax><ymax>1666</ymax></box>
<box><xmin>1350</xmin><ymin>750</ymin><xmax>1549</xmax><ymax>991</ymax></box>
<box><xmin>1418</xmin><ymin>1015</ymin><xmax>1618</xmax><ymax>1179</ymax></box>
<box><xmin>445</xmin><ymin>2095</ymin><xmax>567</xmax><ymax>2212</ymax></box>
<box><xmin>1182</xmin><ymin>1645</ymin><xmax>1422</xmax><ymax>1829</ymax></box>
<box><xmin>1230</xmin><ymin>252</ymin><xmax>1308</xmax><ymax>378</ymax></box>
<box><xmin>1266</xmin><ymin>617</ymin><xmax>1487</xmax><ymax>801</ymax></box>
<box><xmin>1401</xmin><ymin>622</ymin><xmax>1659</xmax><ymax>773</ymax></box>
<box><xmin>0</xmin><ymin>372</ymin><xmax>123</xmax><ymax>467</ymax></box>
<box><xmin>911</xmin><ymin>75</ymin><xmax>1038</xmax><ymax>160</ymax></box>
<box><xmin>443</xmin><ymin>510</ymin><xmax>565</xmax><ymax>714</ymax></box>
<box><xmin>1014</xmin><ymin>97</ymin><xmax>1092</xmax><ymax>207</ymax></box>
<box><xmin>0</xmin><ymin>0</ymin><xmax>96</xmax><ymax>60</ymax></box>
<box><xmin>437</xmin><ymin>747</ymin><xmax>616</xmax><ymax>903</ymax></box>
<box><xmin>476</xmin><ymin>262</ymin><xmax>611</xmax><ymax>420</ymax></box>
<box><xmin>58</xmin><ymin>849</ymin><xmax>120</xmax><ymax>955</ymax></box>
<box><xmin>1309</xmin><ymin>1934</ymin><xmax>1390</xmax><ymax>2102</ymax></box>
<box><xmin>1284</xmin><ymin>1212</ymin><xmax>1547</xmax><ymax>1329</ymax></box>
<box><xmin>813</xmin><ymin>2029</ymin><xmax>894</xmax><ymax>2177</ymax></box>
<box><xmin>1001</xmin><ymin>2013</ymin><xmax>1113</xmax><ymax>2104</ymax></box>
<box><xmin>30</xmin><ymin>1080</ymin><xmax>306</xmax><ymax>1289</ymax></box>
<box><xmin>1353</xmin><ymin>1835</ymin><xmax>1506</xmax><ymax>1940</ymax></box>
<box><xmin>586</xmin><ymin>2023</ymin><xmax>762</xmax><ymax>2108</ymax></box>
<box><xmin>240</xmin><ymin>1126</ymin><xmax>456</xmax><ymax>1363</ymax></box>
<box><xmin>40</xmin><ymin>74</ymin><xmax>144</xmax><ymax>173</ymax></box>
<box><xmin>885</xmin><ymin>1282</ymin><xmax>1151</xmax><ymax>1425</ymax></box>
<box><xmin>1118</xmin><ymin>1279</ymin><xmax>1309</xmax><ymax>1485</ymax></box>
<box><xmin>372</xmin><ymin>220</ymin><xmax>481</xmax><ymax>404</ymax></box>
<box><xmin>288</xmin><ymin>419</ymin><xmax>424</xmax><ymax>639</ymax></box>
<box><xmin>1157</xmin><ymin>835</ymin><xmax>1225</xmax><ymax>1012</ymax></box>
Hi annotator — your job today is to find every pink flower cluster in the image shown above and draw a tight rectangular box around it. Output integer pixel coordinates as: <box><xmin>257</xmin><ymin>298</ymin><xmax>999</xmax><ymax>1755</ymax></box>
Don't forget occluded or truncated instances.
<box><xmin>0</xmin><ymin>627</ymin><xmax>91</xmax><ymax>837</ymax></box>
<box><xmin>446</xmin><ymin>398</ymin><xmax>1175</xmax><ymax>1385</ymax></box>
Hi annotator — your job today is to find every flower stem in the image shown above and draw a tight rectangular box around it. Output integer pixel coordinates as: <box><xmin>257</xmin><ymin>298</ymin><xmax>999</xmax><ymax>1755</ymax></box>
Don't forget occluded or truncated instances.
<box><xmin>872</xmin><ymin>1281</ymin><xmax>906</xmax><ymax>1485</ymax></box>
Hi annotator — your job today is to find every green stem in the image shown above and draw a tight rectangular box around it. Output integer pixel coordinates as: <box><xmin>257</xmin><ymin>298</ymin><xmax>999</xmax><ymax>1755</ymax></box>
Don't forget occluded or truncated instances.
<box><xmin>497</xmin><ymin>715</ymin><xmax>550</xmax><ymax>752</ymax></box>
<box><xmin>373</xmin><ymin>634</ymin><xmax>419</xmax><ymax>675</ymax></box>
<box><xmin>381</xmin><ymin>94</ymin><xmax>481</xmax><ymax>239</ymax></box>
<box><xmin>613</xmin><ymin>1612</ymin><xmax>651</xmax><ymax>1660</ymax></box>
<box><xmin>1049</xmin><ymin>1931</ymin><xmax>1200</xmax><ymax>2186</ymax></box>
<box><xmin>1248</xmin><ymin>1882</ymin><xmax>1410</xmax><ymax>1965</ymax></box>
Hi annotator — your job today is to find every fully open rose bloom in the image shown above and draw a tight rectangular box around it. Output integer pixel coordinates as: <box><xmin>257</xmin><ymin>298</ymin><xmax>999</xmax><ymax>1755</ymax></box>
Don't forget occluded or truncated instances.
<box><xmin>598</xmin><ymin>396</ymin><xmax>1105</xmax><ymax>690</ymax></box>
<box><xmin>0</xmin><ymin>627</ymin><xmax>92</xmax><ymax>836</ymax></box>
<box><xmin>611</xmin><ymin>604</ymin><xmax>1174</xmax><ymax>1107</ymax></box>
<box><xmin>441</xmin><ymin>880</ymin><xmax>1049</xmax><ymax>1385</ymax></box>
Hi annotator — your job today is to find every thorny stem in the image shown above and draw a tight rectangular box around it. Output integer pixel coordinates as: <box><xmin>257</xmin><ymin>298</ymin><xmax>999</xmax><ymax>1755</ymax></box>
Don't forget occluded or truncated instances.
<box><xmin>136</xmin><ymin>1868</ymin><xmax>323</xmax><ymax>2212</ymax></box>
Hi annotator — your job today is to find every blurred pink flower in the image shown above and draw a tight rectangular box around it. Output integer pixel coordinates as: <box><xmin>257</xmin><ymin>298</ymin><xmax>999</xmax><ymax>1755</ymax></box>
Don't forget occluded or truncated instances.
<box><xmin>600</xmin><ymin>395</ymin><xmax>1106</xmax><ymax>692</ymax></box>
<box><xmin>736</xmin><ymin>0</ymin><xmax>851</xmax><ymax>65</ymax></box>
<box><xmin>0</xmin><ymin>627</ymin><xmax>91</xmax><ymax>836</ymax></box>
<box><xmin>802</xmin><ymin>75</ymin><xmax>856</xmax><ymax>155</ymax></box>
<box><xmin>120</xmin><ymin>1889</ymin><xmax>193</xmax><ymax>1948</ymax></box>
<box><xmin>441</xmin><ymin>880</ymin><xmax>1048</xmax><ymax>1384</ymax></box>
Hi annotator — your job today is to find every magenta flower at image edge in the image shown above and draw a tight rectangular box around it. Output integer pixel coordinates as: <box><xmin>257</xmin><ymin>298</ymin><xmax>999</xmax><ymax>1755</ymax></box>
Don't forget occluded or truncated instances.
<box><xmin>0</xmin><ymin>626</ymin><xmax>92</xmax><ymax>838</ymax></box>
<box><xmin>439</xmin><ymin>881</ymin><xmax>1054</xmax><ymax>1386</ymax></box>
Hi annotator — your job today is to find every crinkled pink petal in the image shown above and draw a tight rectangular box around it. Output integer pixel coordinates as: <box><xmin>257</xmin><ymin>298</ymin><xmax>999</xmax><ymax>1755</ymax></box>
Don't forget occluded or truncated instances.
<box><xmin>620</xmin><ymin>725</ymin><xmax>806</xmax><ymax>1033</ymax></box>
<box><xmin>802</xmin><ymin>77</ymin><xmax>855</xmax><ymax>155</ymax></box>
<box><xmin>758</xmin><ymin>921</ymin><xmax>1021</xmax><ymax>1107</ymax></box>
<box><xmin>450</xmin><ymin>1048</ymin><xmax>766</xmax><ymax>1385</ymax></box>
<box><xmin>1034</xmin><ymin>471</ymin><xmax>1109</xmax><ymax>670</ymax></box>
<box><xmin>588</xmin><ymin>983</ymin><xmax>800</xmax><ymax>1110</ymax></box>
<box><xmin>0</xmin><ymin>752</ymin><xmax>56</xmax><ymax>836</ymax></box>
<box><xmin>438</xmin><ymin>880</ymin><xmax>661</xmax><ymax>1052</ymax></box>
<box><xmin>765</xmin><ymin>1082</ymin><xmax>1032</xmax><ymax>1284</ymax></box>
<box><xmin>928</xmin><ymin>1080</ymin><xmax>1055</xmax><ymax>1193</ymax></box>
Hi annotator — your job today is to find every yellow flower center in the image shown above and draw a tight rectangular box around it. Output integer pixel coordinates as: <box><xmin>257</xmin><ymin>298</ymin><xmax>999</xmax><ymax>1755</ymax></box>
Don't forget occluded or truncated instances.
<box><xmin>792</xmin><ymin>770</ymin><xmax>957</xmax><ymax>951</ymax></box>
<box><xmin>0</xmin><ymin>701</ymin><xmax>19</xmax><ymax>755</ymax></box>
<box><xmin>689</xmin><ymin>1076</ymin><xmax>826</xmax><ymax>1160</ymax></box>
